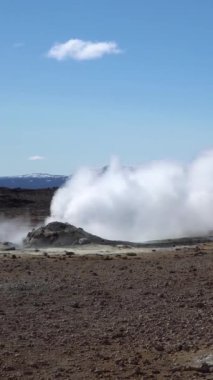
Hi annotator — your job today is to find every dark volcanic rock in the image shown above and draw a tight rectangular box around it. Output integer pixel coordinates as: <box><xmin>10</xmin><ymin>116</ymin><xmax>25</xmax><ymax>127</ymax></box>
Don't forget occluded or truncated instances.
<box><xmin>24</xmin><ymin>222</ymin><xmax>107</xmax><ymax>247</ymax></box>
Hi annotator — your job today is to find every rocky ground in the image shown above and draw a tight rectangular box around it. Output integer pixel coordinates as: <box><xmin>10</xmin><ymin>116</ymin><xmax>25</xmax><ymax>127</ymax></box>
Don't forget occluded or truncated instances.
<box><xmin>0</xmin><ymin>187</ymin><xmax>212</xmax><ymax>379</ymax></box>
<box><xmin>0</xmin><ymin>244</ymin><xmax>212</xmax><ymax>380</ymax></box>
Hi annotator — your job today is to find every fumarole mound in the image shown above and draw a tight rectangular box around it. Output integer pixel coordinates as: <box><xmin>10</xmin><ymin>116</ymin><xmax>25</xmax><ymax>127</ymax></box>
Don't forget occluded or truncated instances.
<box><xmin>24</xmin><ymin>222</ymin><xmax>109</xmax><ymax>248</ymax></box>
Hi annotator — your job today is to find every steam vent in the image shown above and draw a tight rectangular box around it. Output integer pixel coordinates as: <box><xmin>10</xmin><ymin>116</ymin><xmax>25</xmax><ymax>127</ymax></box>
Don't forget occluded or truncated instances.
<box><xmin>24</xmin><ymin>222</ymin><xmax>108</xmax><ymax>248</ymax></box>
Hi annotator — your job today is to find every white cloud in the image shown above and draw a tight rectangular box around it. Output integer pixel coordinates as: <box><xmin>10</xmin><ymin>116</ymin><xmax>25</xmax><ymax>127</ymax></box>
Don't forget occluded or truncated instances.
<box><xmin>13</xmin><ymin>42</ymin><xmax>25</xmax><ymax>48</ymax></box>
<box><xmin>47</xmin><ymin>38</ymin><xmax>121</xmax><ymax>61</ymax></box>
<box><xmin>28</xmin><ymin>156</ymin><xmax>45</xmax><ymax>161</ymax></box>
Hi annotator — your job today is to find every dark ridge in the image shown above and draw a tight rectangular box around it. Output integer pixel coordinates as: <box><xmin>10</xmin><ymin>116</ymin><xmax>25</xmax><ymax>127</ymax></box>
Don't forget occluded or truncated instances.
<box><xmin>0</xmin><ymin>175</ymin><xmax>68</xmax><ymax>189</ymax></box>
<box><xmin>0</xmin><ymin>187</ymin><xmax>56</xmax><ymax>225</ymax></box>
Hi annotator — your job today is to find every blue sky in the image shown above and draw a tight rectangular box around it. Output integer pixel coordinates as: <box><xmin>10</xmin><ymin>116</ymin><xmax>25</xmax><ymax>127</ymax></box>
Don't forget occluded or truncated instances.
<box><xmin>1</xmin><ymin>0</ymin><xmax>213</xmax><ymax>175</ymax></box>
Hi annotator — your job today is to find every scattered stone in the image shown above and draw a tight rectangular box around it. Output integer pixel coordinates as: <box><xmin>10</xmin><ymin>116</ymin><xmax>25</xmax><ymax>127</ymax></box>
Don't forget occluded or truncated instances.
<box><xmin>198</xmin><ymin>362</ymin><xmax>212</xmax><ymax>373</ymax></box>
<box><xmin>195</xmin><ymin>302</ymin><xmax>205</xmax><ymax>309</ymax></box>
<box><xmin>155</xmin><ymin>344</ymin><xmax>164</xmax><ymax>352</ymax></box>
<box><xmin>103</xmin><ymin>255</ymin><xmax>113</xmax><ymax>260</ymax></box>
<box><xmin>72</xmin><ymin>302</ymin><xmax>80</xmax><ymax>308</ymax></box>
<box><xmin>65</xmin><ymin>251</ymin><xmax>75</xmax><ymax>257</ymax></box>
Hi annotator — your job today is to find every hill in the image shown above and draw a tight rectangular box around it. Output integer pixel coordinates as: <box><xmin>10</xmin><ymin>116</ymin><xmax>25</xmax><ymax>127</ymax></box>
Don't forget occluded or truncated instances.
<box><xmin>0</xmin><ymin>174</ymin><xmax>68</xmax><ymax>189</ymax></box>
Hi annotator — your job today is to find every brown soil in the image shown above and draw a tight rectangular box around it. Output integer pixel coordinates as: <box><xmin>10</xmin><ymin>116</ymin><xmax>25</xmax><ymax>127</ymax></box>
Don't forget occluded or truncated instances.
<box><xmin>0</xmin><ymin>246</ymin><xmax>212</xmax><ymax>379</ymax></box>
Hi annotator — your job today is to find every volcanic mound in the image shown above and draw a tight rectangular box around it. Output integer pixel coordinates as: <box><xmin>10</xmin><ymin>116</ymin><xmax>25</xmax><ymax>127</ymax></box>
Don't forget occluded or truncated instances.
<box><xmin>24</xmin><ymin>221</ymin><xmax>109</xmax><ymax>248</ymax></box>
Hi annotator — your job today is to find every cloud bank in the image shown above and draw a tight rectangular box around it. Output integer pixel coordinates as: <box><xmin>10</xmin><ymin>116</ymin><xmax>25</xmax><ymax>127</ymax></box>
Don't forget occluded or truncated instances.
<box><xmin>47</xmin><ymin>38</ymin><xmax>121</xmax><ymax>61</ymax></box>
<box><xmin>47</xmin><ymin>151</ymin><xmax>213</xmax><ymax>242</ymax></box>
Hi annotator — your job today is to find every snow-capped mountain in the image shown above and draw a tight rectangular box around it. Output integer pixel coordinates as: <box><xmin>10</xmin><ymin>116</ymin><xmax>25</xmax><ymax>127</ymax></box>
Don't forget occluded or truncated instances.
<box><xmin>0</xmin><ymin>174</ymin><xmax>69</xmax><ymax>189</ymax></box>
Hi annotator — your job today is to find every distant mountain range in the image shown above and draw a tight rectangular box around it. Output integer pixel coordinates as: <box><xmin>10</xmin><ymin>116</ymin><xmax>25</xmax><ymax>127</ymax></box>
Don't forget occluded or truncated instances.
<box><xmin>0</xmin><ymin>174</ymin><xmax>69</xmax><ymax>189</ymax></box>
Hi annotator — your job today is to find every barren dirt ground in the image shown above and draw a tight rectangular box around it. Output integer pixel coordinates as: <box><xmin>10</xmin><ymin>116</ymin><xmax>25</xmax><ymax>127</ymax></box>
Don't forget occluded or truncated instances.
<box><xmin>0</xmin><ymin>244</ymin><xmax>212</xmax><ymax>379</ymax></box>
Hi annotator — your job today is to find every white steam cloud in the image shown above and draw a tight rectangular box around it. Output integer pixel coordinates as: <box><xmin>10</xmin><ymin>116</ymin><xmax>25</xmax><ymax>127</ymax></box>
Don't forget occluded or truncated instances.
<box><xmin>47</xmin><ymin>151</ymin><xmax>213</xmax><ymax>242</ymax></box>
<box><xmin>0</xmin><ymin>218</ymin><xmax>31</xmax><ymax>245</ymax></box>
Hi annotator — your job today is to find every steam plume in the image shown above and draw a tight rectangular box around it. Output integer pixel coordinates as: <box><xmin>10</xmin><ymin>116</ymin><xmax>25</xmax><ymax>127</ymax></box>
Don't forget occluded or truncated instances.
<box><xmin>47</xmin><ymin>151</ymin><xmax>213</xmax><ymax>242</ymax></box>
<box><xmin>0</xmin><ymin>218</ymin><xmax>31</xmax><ymax>245</ymax></box>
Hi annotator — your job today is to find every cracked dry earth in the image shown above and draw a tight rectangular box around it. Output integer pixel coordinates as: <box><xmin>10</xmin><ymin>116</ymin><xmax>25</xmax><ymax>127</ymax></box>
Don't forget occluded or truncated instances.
<box><xmin>0</xmin><ymin>246</ymin><xmax>212</xmax><ymax>379</ymax></box>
